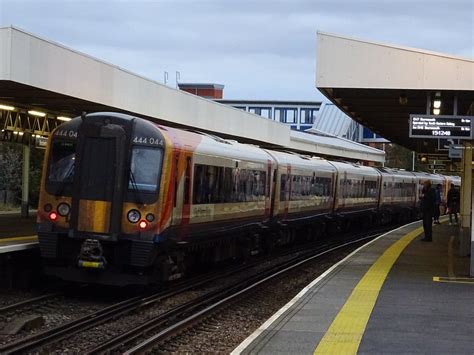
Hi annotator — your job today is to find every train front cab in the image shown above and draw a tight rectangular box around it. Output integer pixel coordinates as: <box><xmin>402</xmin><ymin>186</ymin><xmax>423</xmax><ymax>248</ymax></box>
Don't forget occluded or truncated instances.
<box><xmin>37</xmin><ymin>113</ymin><xmax>172</xmax><ymax>286</ymax></box>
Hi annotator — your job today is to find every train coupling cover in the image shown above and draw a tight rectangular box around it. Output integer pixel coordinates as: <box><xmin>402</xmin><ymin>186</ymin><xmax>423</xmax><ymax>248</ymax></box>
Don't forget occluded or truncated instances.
<box><xmin>77</xmin><ymin>239</ymin><xmax>107</xmax><ymax>269</ymax></box>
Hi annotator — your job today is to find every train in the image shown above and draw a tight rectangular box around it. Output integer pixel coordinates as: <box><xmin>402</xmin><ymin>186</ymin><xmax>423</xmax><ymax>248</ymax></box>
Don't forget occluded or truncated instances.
<box><xmin>37</xmin><ymin>112</ymin><xmax>461</xmax><ymax>286</ymax></box>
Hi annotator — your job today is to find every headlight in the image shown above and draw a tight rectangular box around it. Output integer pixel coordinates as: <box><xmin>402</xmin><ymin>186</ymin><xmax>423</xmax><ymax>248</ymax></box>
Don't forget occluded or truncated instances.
<box><xmin>57</xmin><ymin>203</ymin><xmax>70</xmax><ymax>216</ymax></box>
<box><xmin>127</xmin><ymin>209</ymin><xmax>141</xmax><ymax>223</ymax></box>
<box><xmin>146</xmin><ymin>213</ymin><xmax>155</xmax><ymax>222</ymax></box>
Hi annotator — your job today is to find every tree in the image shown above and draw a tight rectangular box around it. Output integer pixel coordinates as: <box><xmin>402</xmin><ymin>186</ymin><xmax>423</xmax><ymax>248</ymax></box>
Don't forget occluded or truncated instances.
<box><xmin>0</xmin><ymin>145</ymin><xmax>22</xmax><ymax>205</ymax></box>
<box><xmin>383</xmin><ymin>143</ymin><xmax>431</xmax><ymax>172</ymax></box>
<box><xmin>29</xmin><ymin>147</ymin><xmax>45</xmax><ymax>207</ymax></box>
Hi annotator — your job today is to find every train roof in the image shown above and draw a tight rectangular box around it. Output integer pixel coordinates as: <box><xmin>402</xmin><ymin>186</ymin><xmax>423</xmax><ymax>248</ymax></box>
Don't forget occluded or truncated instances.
<box><xmin>160</xmin><ymin>124</ymin><xmax>273</xmax><ymax>164</ymax></box>
<box><xmin>327</xmin><ymin>161</ymin><xmax>380</xmax><ymax>177</ymax></box>
<box><xmin>411</xmin><ymin>171</ymin><xmax>446</xmax><ymax>181</ymax></box>
<box><xmin>264</xmin><ymin>150</ymin><xmax>336</xmax><ymax>172</ymax></box>
<box><xmin>376</xmin><ymin>167</ymin><xmax>416</xmax><ymax>179</ymax></box>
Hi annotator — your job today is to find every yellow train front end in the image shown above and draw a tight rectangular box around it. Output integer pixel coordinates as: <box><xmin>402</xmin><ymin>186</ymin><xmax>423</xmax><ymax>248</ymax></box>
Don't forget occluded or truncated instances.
<box><xmin>37</xmin><ymin>112</ymin><xmax>175</xmax><ymax>286</ymax></box>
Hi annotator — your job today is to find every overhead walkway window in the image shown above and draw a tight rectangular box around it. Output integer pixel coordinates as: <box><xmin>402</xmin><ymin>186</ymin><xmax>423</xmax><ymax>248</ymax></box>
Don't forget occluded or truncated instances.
<box><xmin>275</xmin><ymin>108</ymin><xmax>297</xmax><ymax>123</ymax></box>
<box><xmin>249</xmin><ymin>107</ymin><xmax>272</xmax><ymax>119</ymax></box>
<box><xmin>300</xmin><ymin>108</ymin><xmax>318</xmax><ymax>124</ymax></box>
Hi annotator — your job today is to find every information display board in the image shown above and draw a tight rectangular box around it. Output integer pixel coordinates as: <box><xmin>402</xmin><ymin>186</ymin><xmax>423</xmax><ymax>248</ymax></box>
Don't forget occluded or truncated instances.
<box><xmin>409</xmin><ymin>114</ymin><xmax>473</xmax><ymax>139</ymax></box>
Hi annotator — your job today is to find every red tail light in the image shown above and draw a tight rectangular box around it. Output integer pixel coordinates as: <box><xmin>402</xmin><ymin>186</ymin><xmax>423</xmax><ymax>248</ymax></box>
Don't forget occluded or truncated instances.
<box><xmin>49</xmin><ymin>212</ymin><xmax>58</xmax><ymax>221</ymax></box>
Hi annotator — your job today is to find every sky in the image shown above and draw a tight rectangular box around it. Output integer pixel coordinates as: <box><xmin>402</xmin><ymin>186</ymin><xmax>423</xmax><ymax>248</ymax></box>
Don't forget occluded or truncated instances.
<box><xmin>0</xmin><ymin>0</ymin><xmax>472</xmax><ymax>101</ymax></box>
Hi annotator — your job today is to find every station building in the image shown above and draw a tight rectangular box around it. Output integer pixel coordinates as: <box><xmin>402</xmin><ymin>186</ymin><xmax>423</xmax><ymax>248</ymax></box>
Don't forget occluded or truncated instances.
<box><xmin>178</xmin><ymin>83</ymin><xmax>388</xmax><ymax>146</ymax></box>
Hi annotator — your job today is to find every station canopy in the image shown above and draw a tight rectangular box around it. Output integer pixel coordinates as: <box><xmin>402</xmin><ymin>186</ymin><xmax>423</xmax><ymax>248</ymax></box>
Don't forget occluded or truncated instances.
<box><xmin>316</xmin><ymin>32</ymin><xmax>474</xmax><ymax>153</ymax></box>
<box><xmin>0</xmin><ymin>26</ymin><xmax>384</xmax><ymax>163</ymax></box>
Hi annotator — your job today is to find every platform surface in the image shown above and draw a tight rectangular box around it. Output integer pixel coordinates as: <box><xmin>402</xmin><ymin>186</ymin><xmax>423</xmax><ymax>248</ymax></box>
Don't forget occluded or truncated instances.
<box><xmin>0</xmin><ymin>235</ymin><xmax>38</xmax><ymax>253</ymax></box>
<box><xmin>0</xmin><ymin>211</ymin><xmax>37</xmax><ymax>238</ymax></box>
<box><xmin>0</xmin><ymin>211</ymin><xmax>38</xmax><ymax>253</ymax></box>
<box><xmin>233</xmin><ymin>219</ymin><xmax>474</xmax><ymax>354</ymax></box>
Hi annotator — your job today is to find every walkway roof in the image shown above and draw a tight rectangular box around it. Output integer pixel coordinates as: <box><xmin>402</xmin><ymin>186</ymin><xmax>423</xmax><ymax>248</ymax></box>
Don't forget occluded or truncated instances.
<box><xmin>316</xmin><ymin>32</ymin><xmax>474</xmax><ymax>153</ymax></box>
<box><xmin>0</xmin><ymin>26</ymin><xmax>384</xmax><ymax>162</ymax></box>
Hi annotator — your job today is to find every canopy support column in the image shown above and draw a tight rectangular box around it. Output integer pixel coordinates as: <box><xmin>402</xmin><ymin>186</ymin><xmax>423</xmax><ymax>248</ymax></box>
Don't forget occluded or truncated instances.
<box><xmin>21</xmin><ymin>143</ymin><xmax>30</xmax><ymax>218</ymax></box>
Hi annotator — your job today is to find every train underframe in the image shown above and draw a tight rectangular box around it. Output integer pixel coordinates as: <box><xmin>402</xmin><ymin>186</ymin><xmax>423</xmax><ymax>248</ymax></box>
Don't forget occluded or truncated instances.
<box><xmin>38</xmin><ymin>207</ymin><xmax>419</xmax><ymax>286</ymax></box>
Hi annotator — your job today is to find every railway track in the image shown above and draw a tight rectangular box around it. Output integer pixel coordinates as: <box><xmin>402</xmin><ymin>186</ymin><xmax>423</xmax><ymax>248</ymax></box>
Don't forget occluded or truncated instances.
<box><xmin>0</xmin><ymin>292</ymin><xmax>63</xmax><ymax>315</ymax></box>
<box><xmin>92</xmin><ymin>233</ymin><xmax>382</xmax><ymax>354</ymax></box>
<box><xmin>0</xmin><ymin>226</ymin><xmax>393</xmax><ymax>354</ymax></box>
<box><xmin>0</xmin><ymin>253</ymin><xmax>297</xmax><ymax>354</ymax></box>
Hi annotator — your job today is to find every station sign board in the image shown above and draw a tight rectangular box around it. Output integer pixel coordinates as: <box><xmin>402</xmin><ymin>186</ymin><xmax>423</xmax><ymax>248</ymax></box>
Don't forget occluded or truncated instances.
<box><xmin>409</xmin><ymin>114</ymin><xmax>473</xmax><ymax>139</ymax></box>
<box><xmin>35</xmin><ymin>136</ymin><xmax>48</xmax><ymax>149</ymax></box>
<box><xmin>429</xmin><ymin>164</ymin><xmax>446</xmax><ymax>170</ymax></box>
<box><xmin>448</xmin><ymin>144</ymin><xmax>464</xmax><ymax>159</ymax></box>
<box><xmin>438</xmin><ymin>138</ymin><xmax>460</xmax><ymax>151</ymax></box>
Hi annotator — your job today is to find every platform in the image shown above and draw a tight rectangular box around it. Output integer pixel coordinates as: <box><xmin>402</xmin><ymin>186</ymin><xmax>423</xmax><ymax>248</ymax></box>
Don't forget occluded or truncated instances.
<box><xmin>0</xmin><ymin>211</ymin><xmax>37</xmax><ymax>238</ymax></box>
<box><xmin>0</xmin><ymin>211</ymin><xmax>38</xmax><ymax>253</ymax></box>
<box><xmin>233</xmin><ymin>218</ymin><xmax>474</xmax><ymax>354</ymax></box>
<box><xmin>0</xmin><ymin>235</ymin><xmax>38</xmax><ymax>253</ymax></box>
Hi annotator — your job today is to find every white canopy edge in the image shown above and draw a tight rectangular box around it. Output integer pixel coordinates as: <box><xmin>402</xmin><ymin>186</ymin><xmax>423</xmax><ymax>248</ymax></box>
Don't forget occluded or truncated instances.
<box><xmin>316</xmin><ymin>31</ymin><xmax>474</xmax><ymax>91</ymax></box>
<box><xmin>0</xmin><ymin>26</ymin><xmax>289</xmax><ymax>146</ymax></box>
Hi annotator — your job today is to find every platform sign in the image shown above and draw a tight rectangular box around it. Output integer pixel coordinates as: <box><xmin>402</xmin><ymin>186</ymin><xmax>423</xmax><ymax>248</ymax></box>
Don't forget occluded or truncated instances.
<box><xmin>438</xmin><ymin>138</ymin><xmax>460</xmax><ymax>151</ymax></box>
<box><xmin>409</xmin><ymin>114</ymin><xmax>473</xmax><ymax>139</ymax></box>
<box><xmin>449</xmin><ymin>144</ymin><xmax>464</xmax><ymax>159</ymax></box>
<box><xmin>429</xmin><ymin>164</ymin><xmax>446</xmax><ymax>170</ymax></box>
<box><xmin>35</xmin><ymin>136</ymin><xmax>48</xmax><ymax>149</ymax></box>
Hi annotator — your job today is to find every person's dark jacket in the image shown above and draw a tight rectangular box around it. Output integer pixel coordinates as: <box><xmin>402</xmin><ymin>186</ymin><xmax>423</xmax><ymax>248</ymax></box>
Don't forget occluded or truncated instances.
<box><xmin>421</xmin><ymin>187</ymin><xmax>436</xmax><ymax>215</ymax></box>
<box><xmin>435</xmin><ymin>188</ymin><xmax>442</xmax><ymax>205</ymax></box>
<box><xmin>447</xmin><ymin>188</ymin><xmax>460</xmax><ymax>210</ymax></box>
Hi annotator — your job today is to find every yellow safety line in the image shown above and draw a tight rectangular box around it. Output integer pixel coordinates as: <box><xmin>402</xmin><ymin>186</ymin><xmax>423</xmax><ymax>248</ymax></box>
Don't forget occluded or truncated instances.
<box><xmin>433</xmin><ymin>276</ymin><xmax>474</xmax><ymax>284</ymax></box>
<box><xmin>0</xmin><ymin>235</ymin><xmax>37</xmax><ymax>243</ymax></box>
<box><xmin>314</xmin><ymin>225</ymin><xmax>423</xmax><ymax>355</ymax></box>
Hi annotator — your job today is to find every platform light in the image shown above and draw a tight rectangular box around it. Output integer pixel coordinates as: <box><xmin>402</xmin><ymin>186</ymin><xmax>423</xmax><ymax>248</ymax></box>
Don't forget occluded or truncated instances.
<box><xmin>28</xmin><ymin>110</ymin><xmax>46</xmax><ymax>117</ymax></box>
<box><xmin>57</xmin><ymin>116</ymin><xmax>71</xmax><ymax>122</ymax></box>
<box><xmin>399</xmin><ymin>93</ymin><xmax>408</xmax><ymax>105</ymax></box>
<box><xmin>433</xmin><ymin>108</ymin><xmax>441</xmax><ymax>115</ymax></box>
<box><xmin>0</xmin><ymin>104</ymin><xmax>15</xmax><ymax>111</ymax></box>
<box><xmin>433</xmin><ymin>91</ymin><xmax>442</xmax><ymax>111</ymax></box>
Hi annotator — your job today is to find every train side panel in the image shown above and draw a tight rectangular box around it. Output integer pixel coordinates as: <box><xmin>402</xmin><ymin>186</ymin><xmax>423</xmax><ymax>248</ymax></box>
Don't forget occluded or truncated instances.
<box><xmin>159</xmin><ymin>130</ymin><xmax>275</xmax><ymax>243</ymax></box>
<box><xmin>266</xmin><ymin>151</ymin><xmax>336</xmax><ymax>225</ymax></box>
<box><xmin>378</xmin><ymin>168</ymin><xmax>417</xmax><ymax>209</ymax></box>
<box><xmin>329</xmin><ymin>162</ymin><xmax>381</xmax><ymax>213</ymax></box>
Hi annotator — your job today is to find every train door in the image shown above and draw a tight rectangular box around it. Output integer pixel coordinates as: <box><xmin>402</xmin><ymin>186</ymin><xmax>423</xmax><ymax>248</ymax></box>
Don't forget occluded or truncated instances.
<box><xmin>70</xmin><ymin>118</ymin><xmax>131</xmax><ymax>239</ymax></box>
<box><xmin>172</xmin><ymin>152</ymin><xmax>182</xmax><ymax>225</ymax></box>
<box><xmin>266</xmin><ymin>160</ymin><xmax>276</xmax><ymax>220</ymax></box>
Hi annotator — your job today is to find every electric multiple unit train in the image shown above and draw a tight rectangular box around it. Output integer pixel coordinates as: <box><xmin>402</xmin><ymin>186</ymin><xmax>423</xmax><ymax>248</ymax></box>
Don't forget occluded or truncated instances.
<box><xmin>37</xmin><ymin>113</ymin><xmax>461</xmax><ymax>286</ymax></box>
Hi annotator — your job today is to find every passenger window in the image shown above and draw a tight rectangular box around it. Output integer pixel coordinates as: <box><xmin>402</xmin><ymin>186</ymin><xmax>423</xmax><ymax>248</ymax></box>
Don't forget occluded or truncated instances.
<box><xmin>192</xmin><ymin>164</ymin><xmax>266</xmax><ymax>204</ymax></box>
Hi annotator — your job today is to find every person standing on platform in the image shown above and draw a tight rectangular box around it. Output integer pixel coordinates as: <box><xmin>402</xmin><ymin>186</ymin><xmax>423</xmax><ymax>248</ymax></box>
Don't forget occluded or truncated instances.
<box><xmin>433</xmin><ymin>184</ymin><xmax>442</xmax><ymax>224</ymax></box>
<box><xmin>447</xmin><ymin>183</ymin><xmax>460</xmax><ymax>225</ymax></box>
<box><xmin>421</xmin><ymin>180</ymin><xmax>436</xmax><ymax>242</ymax></box>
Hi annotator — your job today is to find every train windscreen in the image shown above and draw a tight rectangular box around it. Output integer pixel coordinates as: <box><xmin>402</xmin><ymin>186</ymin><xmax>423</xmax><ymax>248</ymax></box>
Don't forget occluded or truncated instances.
<box><xmin>128</xmin><ymin>146</ymin><xmax>163</xmax><ymax>193</ymax></box>
<box><xmin>48</xmin><ymin>140</ymin><xmax>76</xmax><ymax>184</ymax></box>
